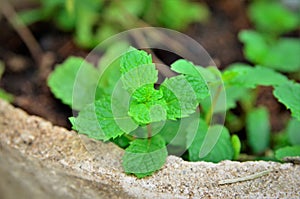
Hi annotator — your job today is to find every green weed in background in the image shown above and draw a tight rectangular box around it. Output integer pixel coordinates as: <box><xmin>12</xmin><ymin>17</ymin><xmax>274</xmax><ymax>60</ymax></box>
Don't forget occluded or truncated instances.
<box><xmin>18</xmin><ymin>0</ymin><xmax>209</xmax><ymax>48</ymax></box>
<box><xmin>239</xmin><ymin>0</ymin><xmax>300</xmax><ymax>73</ymax></box>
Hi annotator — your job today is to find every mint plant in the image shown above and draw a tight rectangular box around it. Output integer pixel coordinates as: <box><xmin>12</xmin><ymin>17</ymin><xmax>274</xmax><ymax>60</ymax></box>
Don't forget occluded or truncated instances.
<box><xmin>19</xmin><ymin>0</ymin><xmax>209</xmax><ymax>48</ymax></box>
<box><xmin>48</xmin><ymin>47</ymin><xmax>236</xmax><ymax>177</ymax></box>
<box><xmin>48</xmin><ymin>46</ymin><xmax>300</xmax><ymax>177</ymax></box>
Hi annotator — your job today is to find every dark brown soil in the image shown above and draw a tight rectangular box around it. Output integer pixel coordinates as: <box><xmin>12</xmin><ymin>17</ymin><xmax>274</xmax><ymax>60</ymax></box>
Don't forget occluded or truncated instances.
<box><xmin>189</xmin><ymin>0</ymin><xmax>251</xmax><ymax>68</ymax></box>
<box><xmin>0</xmin><ymin>20</ymin><xmax>87</xmax><ymax>128</ymax></box>
<box><xmin>0</xmin><ymin>0</ymin><xmax>290</xmax><ymax>133</ymax></box>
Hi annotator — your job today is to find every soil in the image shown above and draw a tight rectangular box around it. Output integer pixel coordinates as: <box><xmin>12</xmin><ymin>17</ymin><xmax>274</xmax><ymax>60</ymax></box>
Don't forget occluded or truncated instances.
<box><xmin>0</xmin><ymin>0</ymin><xmax>292</xmax><ymax>133</ymax></box>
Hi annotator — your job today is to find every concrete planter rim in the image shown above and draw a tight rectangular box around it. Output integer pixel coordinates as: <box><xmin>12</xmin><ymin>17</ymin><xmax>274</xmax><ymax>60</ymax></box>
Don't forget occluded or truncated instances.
<box><xmin>0</xmin><ymin>99</ymin><xmax>299</xmax><ymax>199</ymax></box>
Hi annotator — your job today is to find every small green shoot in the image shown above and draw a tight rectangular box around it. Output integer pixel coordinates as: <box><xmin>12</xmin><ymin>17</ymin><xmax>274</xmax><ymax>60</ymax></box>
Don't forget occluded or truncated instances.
<box><xmin>0</xmin><ymin>61</ymin><xmax>14</xmax><ymax>103</ymax></box>
<box><xmin>231</xmin><ymin>135</ymin><xmax>241</xmax><ymax>160</ymax></box>
<box><xmin>275</xmin><ymin>146</ymin><xmax>300</xmax><ymax>163</ymax></box>
<box><xmin>246</xmin><ymin>107</ymin><xmax>270</xmax><ymax>154</ymax></box>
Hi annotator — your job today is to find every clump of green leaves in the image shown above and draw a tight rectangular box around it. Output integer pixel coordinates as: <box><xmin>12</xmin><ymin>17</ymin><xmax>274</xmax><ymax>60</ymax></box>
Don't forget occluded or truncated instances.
<box><xmin>48</xmin><ymin>47</ymin><xmax>237</xmax><ymax>177</ymax></box>
<box><xmin>222</xmin><ymin>63</ymin><xmax>300</xmax><ymax>159</ymax></box>
<box><xmin>0</xmin><ymin>61</ymin><xmax>13</xmax><ymax>103</ymax></box>
<box><xmin>19</xmin><ymin>0</ymin><xmax>209</xmax><ymax>48</ymax></box>
<box><xmin>248</xmin><ymin>0</ymin><xmax>300</xmax><ymax>36</ymax></box>
<box><xmin>229</xmin><ymin>0</ymin><xmax>300</xmax><ymax>161</ymax></box>
<box><xmin>239</xmin><ymin>30</ymin><xmax>300</xmax><ymax>73</ymax></box>
<box><xmin>239</xmin><ymin>0</ymin><xmax>300</xmax><ymax>73</ymax></box>
<box><xmin>48</xmin><ymin>47</ymin><xmax>300</xmax><ymax>177</ymax></box>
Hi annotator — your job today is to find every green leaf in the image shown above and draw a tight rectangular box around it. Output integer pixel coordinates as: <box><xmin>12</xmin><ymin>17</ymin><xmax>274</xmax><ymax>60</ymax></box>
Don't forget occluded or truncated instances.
<box><xmin>47</xmin><ymin>57</ymin><xmax>100</xmax><ymax>110</ymax></box>
<box><xmin>121</xmin><ymin>64</ymin><xmax>158</xmax><ymax>94</ymax></box>
<box><xmin>171</xmin><ymin>59</ymin><xmax>201</xmax><ymax>76</ymax></box>
<box><xmin>223</xmin><ymin>64</ymin><xmax>288</xmax><ymax>110</ymax></box>
<box><xmin>111</xmin><ymin>134</ymin><xmax>131</xmax><ymax>149</ymax></box>
<box><xmin>224</xmin><ymin>65</ymin><xmax>288</xmax><ymax>88</ymax></box>
<box><xmin>97</xmin><ymin>41</ymin><xmax>128</xmax><ymax>95</ymax></box>
<box><xmin>129</xmin><ymin>99</ymin><xmax>167</xmax><ymax>125</ymax></box>
<box><xmin>72</xmin><ymin>1</ymin><xmax>104</xmax><ymax>48</ymax></box>
<box><xmin>188</xmin><ymin>122</ymin><xmax>234</xmax><ymax>162</ymax></box>
<box><xmin>160</xmin><ymin>75</ymin><xmax>198</xmax><ymax>120</ymax></box>
<box><xmin>131</xmin><ymin>84</ymin><xmax>163</xmax><ymax>103</ymax></box>
<box><xmin>171</xmin><ymin>59</ymin><xmax>209</xmax><ymax>102</ymax></box>
<box><xmin>74</xmin><ymin>8</ymin><xmax>99</xmax><ymax>48</ymax></box>
<box><xmin>273</xmin><ymin>81</ymin><xmax>300</xmax><ymax>121</ymax></box>
<box><xmin>120</xmin><ymin>48</ymin><xmax>153</xmax><ymax>74</ymax></box>
<box><xmin>0</xmin><ymin>89</ymin><xmax>14</xmax><ymax>103</ymax></box>
<box><xmin>275</xmin><ymin>146</ymin><xmax>300</xmax><ymax>162</ymax></box>
<box><xmin>159</xmin><ymin>120</ymin><xmax>186</xmax><ymax>155</ymax></box>
<box><xmin>111</xmin><ymin>80</ymin><xmax>139</xmax><ymax>133</ymax></box>
<box><xmin>18</xmin><ymin>9</ymin><xmax>46</xmax><ymax>25</ymax></box>
<box><xmin>156</xmin><ymin>0</ymin><xmax>209</xmax><ymax>30</ymax></box>
<box><xmin>94</xmin><ymin>97</ymin><xmax>136</xmax><ymax>139</ymax></box>
<box><xmin>122</xmin><ymin>134</ymin><xmax>168</xmax><ymax>178</ymax></box>
<box><xmin>71</xmin><ymin>82</ymin><xmax>137</xmax><ymax>141</ymax></box>
<box><xmin>239</xmin><ymin>30</ymin><xmax>269</xmax><ymax>64</ymax></box>
<box><xmin>222</xmin><ymin>63</ymin><xmax>252</xmax><ymax>86</ymax></box>
<box><xmin>231</xmin><ymin>135</ymin><xmax>241</xmax><ymax>160</ymax></box>
<box><xmin>70</xmin><ymin>103</ymin><xmax>107</xmax><ymax>141</ymax></box>
<box><xmin>186</xmin><ymin>75</ymin><xmax>209</xmax><ymax>102</ymax></box>
<box><xmin>287</xmin><ymin>118</ymin><xmax>300</xmax><ymax>146</ymax></box>
<box><xmin>248</xmin><ymin>0</ymin><xmax>299</xmax><ymax>35</ymax></box>
<box><xmin>246</xmin><ymin>107</ymin><xmax>270</xmax><ymax>154</ymax></box>
<box><xmin>128</xmin><ymin>84</ymin><xmax>167</xmax><ymax>125</ymax></box>
<box><xmin>0</xmin><ymin>62</ymin><xmax>13</xmax><ymax>102</ymax></box>
<box><xmin>239</xmin><ymin>31</ymin><xmax>300</xmax><ymax>73</ymax></box>
<box><xmin>262</xmin><ymin>38</ymin><xmax>300</xmax><ymax>73</ymax></box>
<box><xmin>159</xmin><ymin>113</ymin><xmax>200</xmax><ymax>155</ymax></box>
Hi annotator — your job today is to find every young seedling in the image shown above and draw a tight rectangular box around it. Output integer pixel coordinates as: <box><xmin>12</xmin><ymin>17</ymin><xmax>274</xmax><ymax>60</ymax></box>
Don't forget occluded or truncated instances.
<box><xmin>49</xmin><ymin>47</ymin><xmax>239</xmax><ymax>177</ymax></box>
<box><xmin>48</xmin><ymin>47</ymin><xmax>300</xmax><ymax>177</ymax></box>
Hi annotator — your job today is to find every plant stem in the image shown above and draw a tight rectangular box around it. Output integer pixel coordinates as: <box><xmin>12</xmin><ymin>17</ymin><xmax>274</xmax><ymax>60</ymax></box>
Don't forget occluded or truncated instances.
<box><xmin>0</xmin><ymin>0</ymin><xmax>43</xmax><ymax>64</ymax></box>
<box><xmin>123</xmin><ymin>133</ymin><xmax>135</xmax><ymax>141</ymax></box>
<box><xmin>205</xmin><ymin>84</ymin><xmax>222</xmax><ymax>124</ymax></box>
<box><xmin>147</xmin><ymin>124</ymin><xmax>152</xmax><ymax>139</ymax></box>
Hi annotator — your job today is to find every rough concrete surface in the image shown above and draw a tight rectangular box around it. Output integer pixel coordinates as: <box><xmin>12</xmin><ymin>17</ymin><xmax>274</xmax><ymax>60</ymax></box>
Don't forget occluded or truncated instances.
<box><xmin>0</xmin><ymin>99</ymin><xmax>299</xmax><ymax>198</ymax></box>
